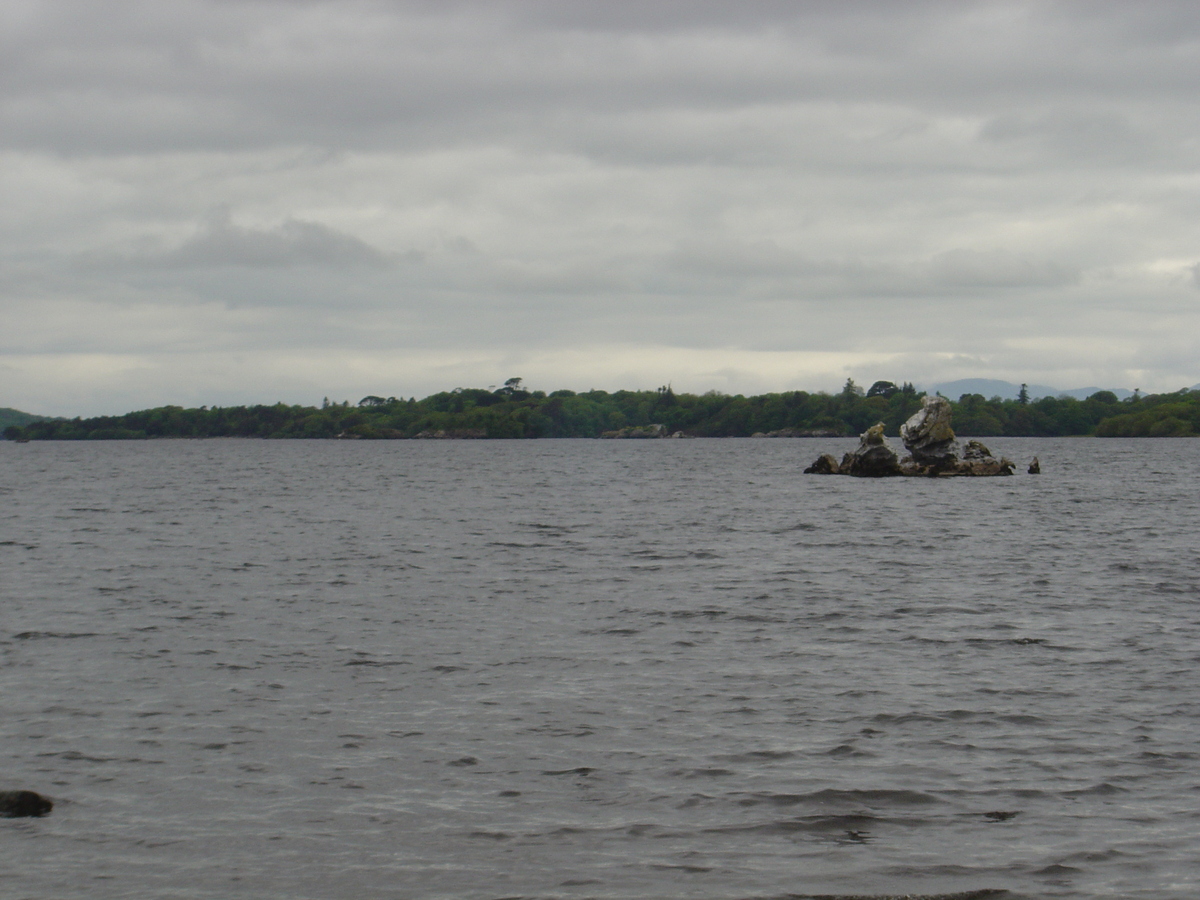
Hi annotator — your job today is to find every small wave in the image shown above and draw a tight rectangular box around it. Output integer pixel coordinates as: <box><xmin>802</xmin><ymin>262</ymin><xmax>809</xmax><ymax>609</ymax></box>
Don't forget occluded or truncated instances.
<box><xmin>762</xmin><ymin>891</ymin><xmax>1009</xmax><ymax>900</ymax></box>
<box><xmin>344</xmin><ymin>659</ymin><xmax>409</xmax><ymax>667</ymax></box>
<box><xmin>824</xmin><ymin>744</ymin><xmax>876</xmax><ymax>758</ymax></box>
<box><xmin>706</xmin><ymin>812</ymin><xmax>881</xmax><ymax>836</ymax></box>
<box><xmin>716</xmin><ymin>749</ymin><xmax>797</xmax><ymax>762</ymax></box>
<box><xmin>668</xmin><ymin>767</ymin><xmax>736</xmax><ymax>778</ymax></box>
<box><xmin>1062</xmin><ymin>781</ymin><xmax>1127</xmax><ymax>796</ymax></box>
<box><xmin>13</xmin><ymin>631</ymin><xmax>98</xmax><ymax>640</ymax></box>
<box><xmin>735</xmin><ymin>788</ymin><xmax>941</xmax><ymax>808</ymax></box>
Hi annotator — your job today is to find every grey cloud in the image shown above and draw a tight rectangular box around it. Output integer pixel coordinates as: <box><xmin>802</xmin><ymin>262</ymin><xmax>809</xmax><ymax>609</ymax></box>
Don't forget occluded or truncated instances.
<box><xmin>165</xmin><ymin>209</ymin><xmax>394</xmax><ymax>268</ymax></box>
<box><xmin>4</xmin><ymin>1</ymin><xmax>1200</xmax><ymax>414</ymax></box>
<box><xmin>6</xmin><ymin>1</ymin><xmax>1200</xmax><ymax>159</ymax></box>
<box><xmin>978</xmin><ymin>110</ymin><xmax>1157</xmax><ymax>165</ymax></box>
<box><xmin>666</xmin><ymin>241</ymin><xmax>1077</xmax><ymax>296</ymax></box>
<box><xmin>923</xmin><ymin>249</ymin><xmax>1079</xmax><ymax>290</ymax></box>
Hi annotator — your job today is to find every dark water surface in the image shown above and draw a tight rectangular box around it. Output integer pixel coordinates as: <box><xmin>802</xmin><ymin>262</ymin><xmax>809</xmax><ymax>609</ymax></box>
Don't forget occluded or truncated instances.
<box><xmin>2</xmin><ymin>438</ymin><xmax>1198</xmax><ymax>899</ymax></box>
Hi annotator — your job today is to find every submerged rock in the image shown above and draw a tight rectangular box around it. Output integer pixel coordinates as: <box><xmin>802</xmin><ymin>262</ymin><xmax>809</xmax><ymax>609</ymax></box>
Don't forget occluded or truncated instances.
<box><xmin>0</xmin><ymin>790</ymin><xmax>52</xmax><ymax>818</ymax></box>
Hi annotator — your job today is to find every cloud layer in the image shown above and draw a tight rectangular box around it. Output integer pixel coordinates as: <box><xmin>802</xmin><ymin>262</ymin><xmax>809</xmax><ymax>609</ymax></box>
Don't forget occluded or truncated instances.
<box><xmin>3</xmin><ymin>1</ymin><xmax>1200</xmax><ymax>414</ymax></box>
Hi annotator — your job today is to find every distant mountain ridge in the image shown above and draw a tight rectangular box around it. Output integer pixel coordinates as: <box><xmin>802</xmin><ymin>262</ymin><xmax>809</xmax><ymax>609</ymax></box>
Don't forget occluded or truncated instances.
<box><xmin>0</xmin><ymin>407</ymin><xmax>53</xmax><ymax>430</ymax></box>
<box><xmin>925</xmin><ymin>379</ymin><xmax>1135</xmax><ymax>401</ymax></box>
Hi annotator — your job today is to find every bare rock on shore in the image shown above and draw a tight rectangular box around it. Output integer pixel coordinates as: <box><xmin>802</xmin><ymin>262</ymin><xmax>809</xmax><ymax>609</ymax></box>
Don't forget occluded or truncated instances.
<box><xmin>0</xmin><ymin>790</ymin><xmax>52</xmax><ymax>818</ymax></box>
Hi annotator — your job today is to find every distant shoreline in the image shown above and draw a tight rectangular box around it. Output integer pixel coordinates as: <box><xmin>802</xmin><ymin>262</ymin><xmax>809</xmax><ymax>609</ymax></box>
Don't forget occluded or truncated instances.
<box><xmin>5</xmin><ymin>382</ymin><xmax>1197</xmax><ymax>441</ymax></box>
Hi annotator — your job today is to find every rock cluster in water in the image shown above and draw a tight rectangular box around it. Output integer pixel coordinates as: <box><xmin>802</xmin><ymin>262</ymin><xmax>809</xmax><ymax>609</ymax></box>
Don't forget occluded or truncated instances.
<box><xmin>0</xmin><ymin>790</ymin><xmax>53</xmax><ymax>818</ymax></box>
<box><xmin>804</xmin><ymin>395</ymin><xmax>1018</xmax><ymax>477</ymax></box>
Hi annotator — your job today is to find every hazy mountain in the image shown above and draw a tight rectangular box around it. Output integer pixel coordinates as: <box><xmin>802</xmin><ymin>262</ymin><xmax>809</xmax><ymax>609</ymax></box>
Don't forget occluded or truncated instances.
<box><xmin>0</xmin><ymin>407</ymin><xmax>52</xmax><ymax>430</ymax></box>
<box><xmin>926</xmin><ymin>379</ymin><xmax>1134</xmax><ymax>401</ymax></box>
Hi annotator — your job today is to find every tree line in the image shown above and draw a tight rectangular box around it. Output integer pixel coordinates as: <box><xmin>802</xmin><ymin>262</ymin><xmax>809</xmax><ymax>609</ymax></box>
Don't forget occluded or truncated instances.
<box><xmin>4</xmin><ymin>379</ymin><xmax>1199</xmax><ymax>441</ymax></box>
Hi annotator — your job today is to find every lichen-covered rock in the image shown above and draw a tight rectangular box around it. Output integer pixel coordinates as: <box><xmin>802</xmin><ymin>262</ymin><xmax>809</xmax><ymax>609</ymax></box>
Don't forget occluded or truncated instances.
<box><xmin>953</xmin><ymin>456</ymin><xmax>1015</xmax><ymax>476</ymax></box>
<box><xmin>899</xmin><ymin>450</ymin><xmax>1014</xmax><ymax>477</ymax></box>
<box><xmin>843</xmin><ymin>422</ymin><xmax>902</xmax><ymax>477</ymax></box>
<box><xmin>901</xmin><ymin>395</ymin><xmax>959</xmax><ymax>465</ymax></box>
<box><xmin>962</xmin><ymin>439</ymin><xmax>993</xmax><ymax>460</ymax></box>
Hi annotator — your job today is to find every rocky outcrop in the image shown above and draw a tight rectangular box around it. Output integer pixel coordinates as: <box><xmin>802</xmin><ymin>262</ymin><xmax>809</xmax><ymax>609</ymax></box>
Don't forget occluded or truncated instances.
<box><xmin>0</xmin><ymin>790</ymin><xmax>52</xmax><ymax>818</ymax></box>
<box><xmin>897</xmin><ymin>438</ymin><xmax>1014</xmax><ymax>476</ymax></box>
<box><xmin>804</xmin><ymin>396</ymin><xmax>1019</xmax><ymax>477</ymax></box>
<box><xmin>900</xmin><ymin>395</ymin><xmax>959</xmax><ymax>466</ymax></box>
<box><xmin>803</xmin><ymin>452</ymin><xmax>842</xmax><ymax>474</ymax></box>
<box><xmin>842</xmin><ymin>423</ymin><xmax>902</xmax><ymax>477</ymax></box>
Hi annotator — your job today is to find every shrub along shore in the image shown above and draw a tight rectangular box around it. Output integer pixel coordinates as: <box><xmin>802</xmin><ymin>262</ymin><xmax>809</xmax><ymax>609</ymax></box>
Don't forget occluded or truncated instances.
<box><xmin>4</xmin><ymin>380</ymin><xmax>1199</xmax><ymax>441</ymax></box>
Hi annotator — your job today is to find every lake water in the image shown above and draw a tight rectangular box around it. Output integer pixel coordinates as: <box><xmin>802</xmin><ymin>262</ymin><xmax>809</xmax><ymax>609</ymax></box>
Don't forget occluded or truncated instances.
<box><xmin>1</xmin><ymin>437</ymin><xmax>1198</xmax><ymax>900</ymax></box>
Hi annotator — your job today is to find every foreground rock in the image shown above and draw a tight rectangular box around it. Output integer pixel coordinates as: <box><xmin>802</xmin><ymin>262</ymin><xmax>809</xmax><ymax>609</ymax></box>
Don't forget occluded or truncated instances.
<box><xmin>0</xmin><ymin>790</ymin><xmax>53</xmax><ymax>818</ymax></box>
<box><xmin>805</xmin><ymin>395</ymin><xmax>1016</xmax><ymax>477</ymax></box>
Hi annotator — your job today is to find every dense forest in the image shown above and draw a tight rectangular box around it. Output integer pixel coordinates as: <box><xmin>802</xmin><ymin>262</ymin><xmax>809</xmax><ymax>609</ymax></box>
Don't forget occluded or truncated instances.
<box><xmin>4</xmin><ymin>379</ymin><xmax>1199</xmax><ymax>441</ymax></box>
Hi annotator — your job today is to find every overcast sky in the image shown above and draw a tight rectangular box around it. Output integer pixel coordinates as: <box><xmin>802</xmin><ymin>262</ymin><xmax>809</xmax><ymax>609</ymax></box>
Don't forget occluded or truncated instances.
<box><xmin>4</xmin><ymin>0</ymin><xmax>1200</xmax><ymax>415</ymax></box>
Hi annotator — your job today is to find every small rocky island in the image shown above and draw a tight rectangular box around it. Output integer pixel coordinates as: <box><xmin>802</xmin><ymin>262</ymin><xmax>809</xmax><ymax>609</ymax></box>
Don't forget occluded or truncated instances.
<box><xmin>805</xmin><ymin>394</ymin><xmax>1018</xmax><ymax>477</ymax></box>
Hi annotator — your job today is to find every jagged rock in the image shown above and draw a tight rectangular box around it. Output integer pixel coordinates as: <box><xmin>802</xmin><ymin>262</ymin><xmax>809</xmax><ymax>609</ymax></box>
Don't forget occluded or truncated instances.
<box><xmin>1028</xmin><ymin>456</ymin><xmax>1041</xmax><ymax>474</ymax></box>
<box><xmin>0</xmin><ymin>790</ymin><xmax>52</xmax><ymax>818</ymax></box>
<box><xmin>899</xmin><ymin>450</ymin><xmax>1014</xmax><ymax>477</ymax></box>
<box><xmin>952</xmin><ymin>455</ymin><xmax>1015</xmax><ymax>476</ymax></box>
<box><xmin>962</xmin><ymin>439</ymin><xmax>993</xmax><ymax>460</ymax></box>
<box><xmin>803</xmin><ymin>453</ymin><xmax>841</xmax><ymax>474</ymax></box>
<box><xmin>842</xmin><ymin>423</ymin><xmax>902</xmax><ymax>477</ymax></box>
<box><xmin>901</xmin><ymin>395</ymin><xmax>959</xmax><ymax>465</ymax></box>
